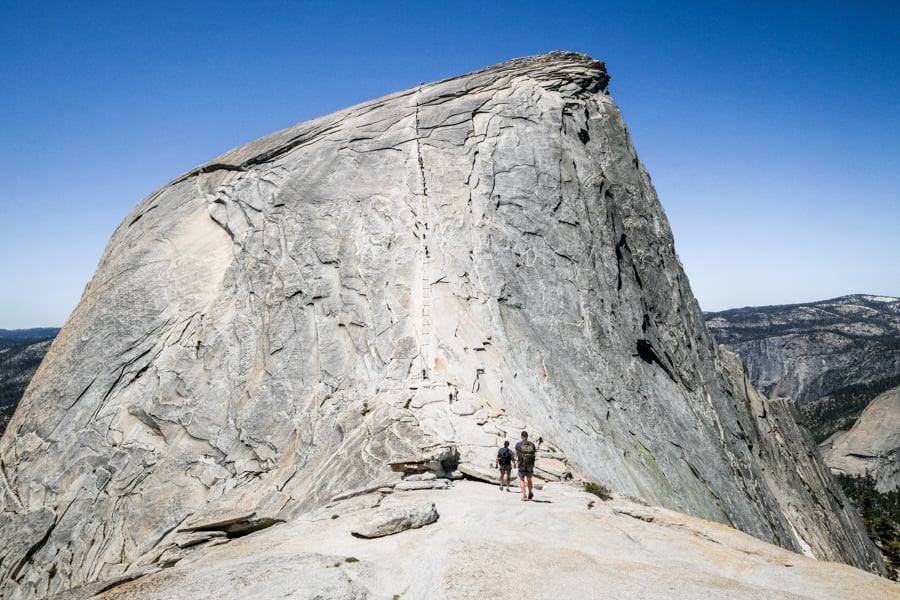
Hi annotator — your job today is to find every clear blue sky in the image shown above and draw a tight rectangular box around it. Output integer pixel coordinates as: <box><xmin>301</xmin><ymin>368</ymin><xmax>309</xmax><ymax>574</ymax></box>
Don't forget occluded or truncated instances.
<box><xmin>2</xmin><ymin>1</ymin><xmax>898</xmax><ymax>328</ymax></box>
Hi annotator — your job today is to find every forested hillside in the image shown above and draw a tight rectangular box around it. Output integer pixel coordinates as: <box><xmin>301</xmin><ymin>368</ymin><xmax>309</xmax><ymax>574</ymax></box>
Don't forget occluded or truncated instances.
<box><xmin>0</xmin><ymin>333</ymin><xmax>56</xmax><ymax>435</ymax></box>
<box><xmin>0</xmin><ymin>328</ymin><xmax>59</xmax><ymax>349</ymax></box>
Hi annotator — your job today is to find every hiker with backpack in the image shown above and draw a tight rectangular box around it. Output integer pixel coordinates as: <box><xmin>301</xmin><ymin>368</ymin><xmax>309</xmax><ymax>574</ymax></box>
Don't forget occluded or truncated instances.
<box><xmin>515</xmin><ymin>431</ymin><xmax>539</xmax><ymax>501</ymax></box>
<box><xmin>495</xmin><ymin>440</ymin><xmax>515</xmax><ymax>492</ymax></box>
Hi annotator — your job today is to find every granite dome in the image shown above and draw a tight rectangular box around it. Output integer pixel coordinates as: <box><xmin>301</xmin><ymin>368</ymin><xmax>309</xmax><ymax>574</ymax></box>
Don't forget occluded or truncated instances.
<box><xmin>0</xmin><ymin>52</ymin><xmax>885</xmax><ymax>598</ymax></box>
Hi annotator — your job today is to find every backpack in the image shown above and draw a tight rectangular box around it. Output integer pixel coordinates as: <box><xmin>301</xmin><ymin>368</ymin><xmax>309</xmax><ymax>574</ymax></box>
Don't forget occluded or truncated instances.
<box><xmin>497</xmin><ymin>447</ymin><xmax>513</xmax><ymax>466</ymax></box>
<box><xmin>518</xmin><ymin>440</ymin><xmax>536</xmax><ymax>467</ymax></box>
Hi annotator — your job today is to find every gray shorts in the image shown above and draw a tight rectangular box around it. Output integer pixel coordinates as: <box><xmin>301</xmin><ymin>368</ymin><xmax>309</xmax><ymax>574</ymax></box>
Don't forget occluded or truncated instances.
<box><xmin>518</xmin><ymin>465</ymin><xmax>534</xmax><ymax>478</ymax></box>
<box><xmin>498</xmin><ymin>465</ymin><xmax>511</xmax><ymax>476</ymax></box>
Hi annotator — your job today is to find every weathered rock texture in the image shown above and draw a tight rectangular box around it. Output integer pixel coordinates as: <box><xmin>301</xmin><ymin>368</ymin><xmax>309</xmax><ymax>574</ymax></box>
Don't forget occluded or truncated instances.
<box><xmin>0</xmin><ymin>52</ymin><xmax>886</xmax><ymax>598</ymax></box>
<box><xmin>820</xmin><ymin>387</ymin><xmax>900</xmax><ymax>492</ymax></box>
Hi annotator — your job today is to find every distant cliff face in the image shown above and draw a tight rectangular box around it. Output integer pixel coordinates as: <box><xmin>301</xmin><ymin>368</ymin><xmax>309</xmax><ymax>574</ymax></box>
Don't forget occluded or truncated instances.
<box><xmin>820</xmin><ymin>387</ymin><xmax>900</xmax><ymax>492</ymax></box>
<box><xmin>705</xmin><ymin>295</ymin><xmax>900</xmax><ymax>440</ymax></box>
<box><xmin>0</xmin><ymin>53</ymin><xmax>884</xmax><ymax>598</ymax></box>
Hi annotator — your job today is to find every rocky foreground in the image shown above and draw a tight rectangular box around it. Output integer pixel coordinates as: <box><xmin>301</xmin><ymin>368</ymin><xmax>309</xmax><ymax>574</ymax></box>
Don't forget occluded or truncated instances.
<box><xmin>54</xmin><ymin>480</ymin><xmax>898</xmax><ymax>600</ymax></box>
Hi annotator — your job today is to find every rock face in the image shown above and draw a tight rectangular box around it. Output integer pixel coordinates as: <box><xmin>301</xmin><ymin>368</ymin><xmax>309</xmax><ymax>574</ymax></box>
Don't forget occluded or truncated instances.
<box><xmin>0</xmin><ymin>52</ymin><xmax>886</xmax><ymax>598</ymax></box>
<box><xmin>820</xmin><ymin>387</ymin><xmax>900</xmax><ymax>492</ymax></box>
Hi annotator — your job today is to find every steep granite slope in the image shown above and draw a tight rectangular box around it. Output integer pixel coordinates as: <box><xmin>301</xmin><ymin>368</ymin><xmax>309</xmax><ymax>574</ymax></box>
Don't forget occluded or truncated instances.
<box><xmin>0</xmin><ymin>53</ymin><xmax>884</xmax><ymax>598</ymax></box>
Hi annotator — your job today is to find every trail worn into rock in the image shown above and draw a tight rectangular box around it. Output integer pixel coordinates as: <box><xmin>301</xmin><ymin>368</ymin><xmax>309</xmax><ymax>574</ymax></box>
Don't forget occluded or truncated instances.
<box><xmin>63</xmin><ymin>481</ymin><xmax>900</xmax><ymax>600</ymax></box>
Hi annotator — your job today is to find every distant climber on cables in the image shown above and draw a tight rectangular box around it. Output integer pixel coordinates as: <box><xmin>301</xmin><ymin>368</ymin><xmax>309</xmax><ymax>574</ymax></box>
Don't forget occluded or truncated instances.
<box><xmin>515</xmin><ymin>430</ymin><xmax>540</xmax><ymax>501</ymax></box>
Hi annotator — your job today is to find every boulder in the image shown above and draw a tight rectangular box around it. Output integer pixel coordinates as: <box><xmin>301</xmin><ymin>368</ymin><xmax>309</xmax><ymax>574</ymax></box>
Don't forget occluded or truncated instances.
<box><xmin>350</xmin><ymin>499</ymin><xmax>439</xmax><ymax>538</ymax></box>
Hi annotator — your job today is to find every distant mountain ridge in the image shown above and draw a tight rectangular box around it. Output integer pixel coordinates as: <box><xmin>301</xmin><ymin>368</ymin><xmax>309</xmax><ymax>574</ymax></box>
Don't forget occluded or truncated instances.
<box><xmin>706</xmin><ymin>295</ymin><xmax>900</xmax><ymax>347</ymax></box>
<box><xmin>705</xmin><ymin>294</ymin><xmax>900</xmax><ymax>441</ymax></box>
<box><xmin>0</xmin><ymin>328</ymin><xmax>60</xmax><ymax>349</ymax></box>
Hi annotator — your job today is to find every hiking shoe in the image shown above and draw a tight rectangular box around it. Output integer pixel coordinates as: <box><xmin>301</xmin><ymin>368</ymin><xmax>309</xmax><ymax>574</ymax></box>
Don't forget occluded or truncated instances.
<box><xmin>528</xmin><ymin>492</ymin><xmax>533</xmax><ymax>500</ymax></box>
<box><xmin>521</xmin><ymin>496</ymin><xmax>528</xmax><ymax>501</ymax></box>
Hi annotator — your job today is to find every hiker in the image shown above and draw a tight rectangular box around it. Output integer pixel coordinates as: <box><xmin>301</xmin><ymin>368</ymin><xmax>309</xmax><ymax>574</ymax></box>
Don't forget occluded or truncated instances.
<box><xmin>515</xmin><ymin>430</ymin><xmax>539</xmax><ymax>501</ymax></box>
<box><xmin>495</xmin><ymin>440</ymin><xmax>515</xmax><ymax>491</ymax></box>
